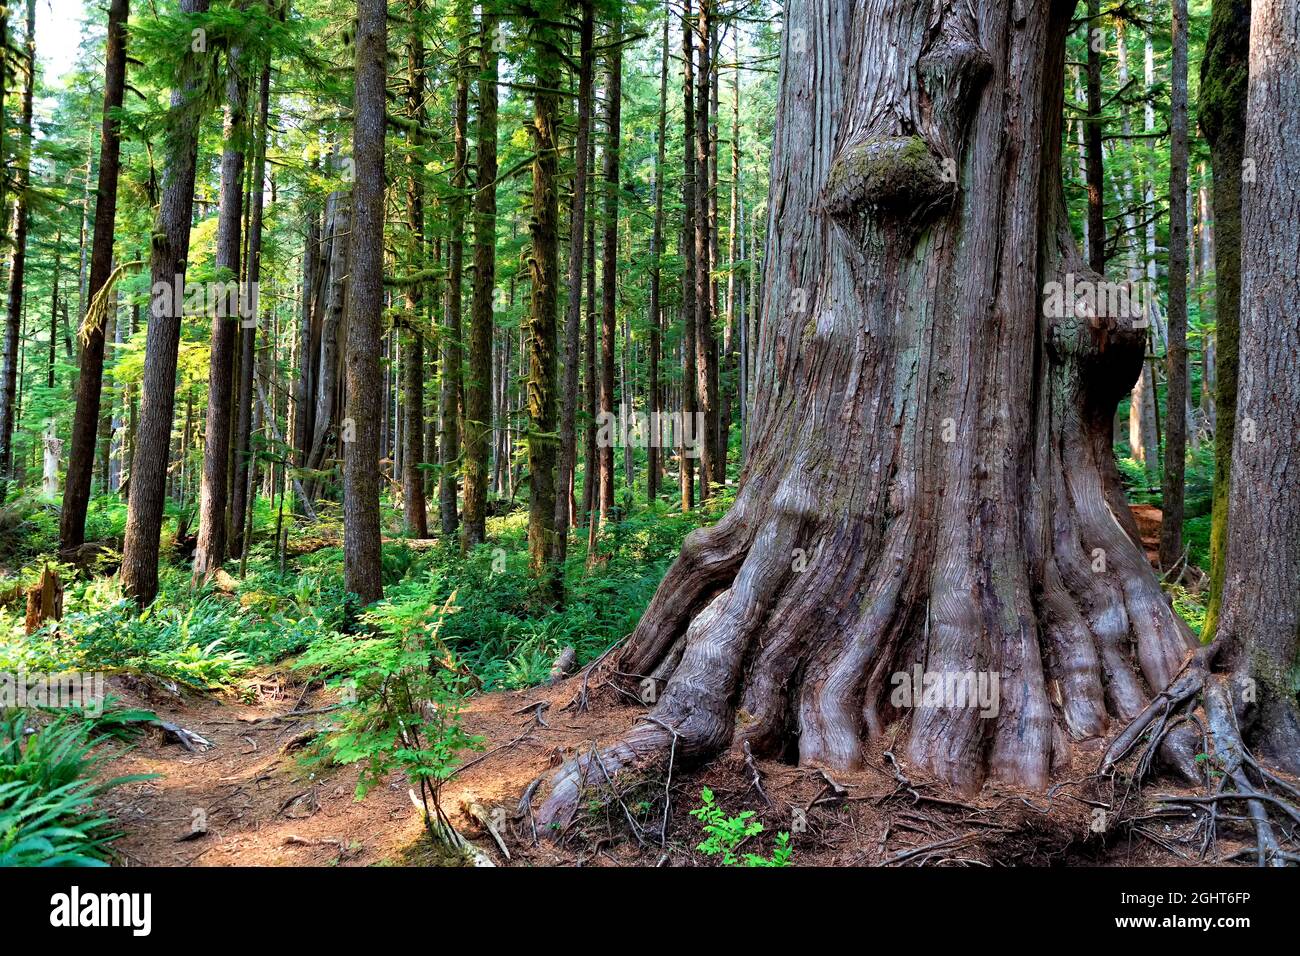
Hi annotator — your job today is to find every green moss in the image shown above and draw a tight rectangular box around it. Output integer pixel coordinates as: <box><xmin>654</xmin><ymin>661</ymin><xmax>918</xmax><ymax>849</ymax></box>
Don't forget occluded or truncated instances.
<box><xmin>823</xmin><ymin>135</ymin><xmax>951</xmax><ymax>218</ymax></box>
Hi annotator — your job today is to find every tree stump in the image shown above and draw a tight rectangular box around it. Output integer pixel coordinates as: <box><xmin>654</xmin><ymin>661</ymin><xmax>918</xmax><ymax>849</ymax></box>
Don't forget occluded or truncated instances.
<box><xmin>24</xmin><ymin>565</ymin><xmax>63</xmax><ymax>634</ymax></box>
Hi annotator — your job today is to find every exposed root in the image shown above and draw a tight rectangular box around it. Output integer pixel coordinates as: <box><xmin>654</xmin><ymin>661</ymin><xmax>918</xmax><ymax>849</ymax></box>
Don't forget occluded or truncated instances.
<box><xmin>1101</xmin><ymin>663</ymin><xmax>1300</xmax><ymax>867</ymax></box>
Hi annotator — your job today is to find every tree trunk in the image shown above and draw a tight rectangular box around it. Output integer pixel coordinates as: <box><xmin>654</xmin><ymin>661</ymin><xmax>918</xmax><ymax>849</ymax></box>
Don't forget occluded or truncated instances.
<box><xmin>61</xmin><ymin>0</ymin><xmax>128</xmax><ymax>549</ymax></box>
<box><xmin>596</xmin><ymin>15</ymin><xmax>621</xmax><ymax>522</ymax></box>
<box><xmin>538</xmin><ymin>0</ymin><xmax>1197</xmax><ymax>824</ymax></box>
<box><xmin>1159</xmin><ymin>0</ymin><xmax>1190</xmax><ymax>570</ymax></box>
<box><xmin>678</xmin><ymin>0</ymin><xmax>697</xmax><ymax>514</ymax></box>
<box><xmin>121</xmin><ymin>0</ymin><xmax>212</xmax><ymax>605</ymax></box>
<box><xmin>525</xmin><ymin>5</ymin><xmax>561</xmax><ymax>597</ymax></box>
<box><xmin>551</xmin><ymin>0</ymin><xmax>593</xmax><ymax>566</ymax></box>
<box><xmin>440</xmin><ymin>48</ymin><xmax>468</xmax><ymax>537</ymax></box>
<box><xmin>342</xmin><ymin>0</ymin><xmax>387</xmax><ymax>606</ymax></box>
<box><xmin>1199</xmin><ymin>0</ymin><xmax>1249</xmax><ymax>638</ymax></box>
<box><xmin>693</xmin><ymin>3</ymin><xmax>716</xmax><ymax>501</ymax></box>
<box><xmin>194</xmin><ymin>42</ymin><xmax>249</xmax><ymax>577</ymax></box>
<box><xmin>43</xmin><ymin>238</ymin><xmax>61</xmax><ymax>497</ymax></box>
<box><xmin>231</xmin><ymin>60</ymin><xmax>272</xmax><ymax>560</ymax></box>
<box><xmin>463</xmin><ymin>3</ymin><xmax>499</xmax><ymax>549</ymax></box>
<box><xmin>580</xmin><ymin>138</ymin><xmax>598</xmax><ymax>527</ymax></box>
<box><xmin>401</xmin><ymin>0</ymin><xmax>430</xmax><ymax>540</ymax></box>
<box><xmin>0</xmin><ymin>0</ymin><xmax>36</xmax><ymax>496</ymax></box>
<box><xmin>646</xmin><ymin>6</ymin><xmax>669</xmax><ymax>503</ymax></box>
<box><xmin>1083</xmin><ymin>0</ymin><xmax>1105</xmax><ymax>272</ymax></box>
<box><xmin>1214</xmin><ymin>0</ymin><xmax>1300</xmax><ymax>776</ymax></box>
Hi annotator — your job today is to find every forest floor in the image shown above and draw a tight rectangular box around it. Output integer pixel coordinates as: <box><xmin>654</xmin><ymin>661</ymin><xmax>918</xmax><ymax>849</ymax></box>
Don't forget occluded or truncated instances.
<box><xmin>57</xmin><ymin>502</ymin><xmax>1260</xmax><ymax>867</ymax></box>
<box><xmin>95</xmin><ymin>663</ymin><xmax>1261</xmax><ymax>868</ymax></box>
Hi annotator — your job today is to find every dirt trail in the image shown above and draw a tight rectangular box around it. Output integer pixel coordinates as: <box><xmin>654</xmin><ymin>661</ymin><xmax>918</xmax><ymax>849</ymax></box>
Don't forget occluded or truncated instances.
<box><xmin>96</xmin><ymin>673</ymin><xmax>635</xmax><ymax>866</ymax></box>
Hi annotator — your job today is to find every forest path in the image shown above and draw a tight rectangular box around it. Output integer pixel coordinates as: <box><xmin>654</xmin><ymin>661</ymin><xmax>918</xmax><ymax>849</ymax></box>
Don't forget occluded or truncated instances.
<box><xmin>95</xmin><ymin>671</ymin><xmax>628</xmax><ymax>866</ymax></box>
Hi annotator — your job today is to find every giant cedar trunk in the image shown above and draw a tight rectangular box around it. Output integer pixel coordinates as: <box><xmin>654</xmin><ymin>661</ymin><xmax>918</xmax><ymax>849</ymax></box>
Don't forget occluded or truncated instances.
<box><xmin>538</xmin><ymin>0</ymin><xmax>1196</xmax><ymax>822</ymax></box>
<box><xmin>1214</xmin><ymin>0</ymin><xmax>1300</xmax><ymax>775</ymax></box>
<box><xmin>120</xmin><ymin>0</ymin><xmax>211</xmax><ymax>605</ymax></box>
<box><xmin>61</xmin><ymin>0</ymin><xmax>129</xmax><ymax>549</ymax></box>
<box><xmin>342</xmin><ymin>0</ymin><xmax>387</xmax><ymax>606</ymax></box>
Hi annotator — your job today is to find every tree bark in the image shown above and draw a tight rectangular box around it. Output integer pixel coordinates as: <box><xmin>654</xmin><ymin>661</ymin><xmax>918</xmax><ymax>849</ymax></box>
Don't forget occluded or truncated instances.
<box><xmin>342</xmin><ymin>0</ymin><xmax>387</xmax><ymax>606</ymax></box>
<box><xmin>551</xmin><ymin>0</ymin><xmax>593</xmax><ymax>566</ymax></box>
<box><xmin>401</xmin><ymin>0</ymin><xmax>430</xmax><ymax>540</ymax></box>
<box><xmin>440</xmin><ymin>43</ymin><xmax>469</xmax><ymax>537</ymax></box>
<box><xmin>194</xmin><ymin>40</ymin><xmax>248</xmax><ymax>576</ymax></box>
<box><xmin>463</xmin><ymin>2</ymin><xmax>500</xmax><ymax>549</ymax></box>
<box><xmin>693</xmin><ymin>2</ymin><xmax>717</xmax><ymax>500</ymax></box>
<box><xmin>0</xmin><ymin>0</ymin><xmax>36</xmax><ymax>497</ymax></box>
<box><xmin>537</xmin><ymin>0</ymin><xmax>1197</xmax><ymax>825</ymax></box>
<box><xmin>1083</xmin><ymin>0</ymin><xmax>1105</xmax><ymax>272</ymax></box>
<box><xmin>1215</xmin><ymin>0</ymin><xmax>1300</xmax><ymax>775</ymax></box>
<box><xmin>526</xmin><ymin>5</ymin><xmax>562</xmax><ymax>597</ymax></box>
<box><xmin>120</xmin><ymin>0</ymin><xmax>211</xmax><ymax>603</ymax></box>
<box><xmin>678</xmin><ymin>0</ymin><xmax>697</xmax><ymax>513</ymax></box>
<box><xmin>1199</xmin><ymin>0</ymin><xmax>1249</xmax><ymax>637</ymax></box>
<box><xmin>596</xmin><ymin>14</ymin><xmax>622</xmax><ymax>522</ymax></box>
<box><xmin>1160</xmin><ymin>0</ymin><xmax>1190</xmax><ymax>570</ymax></box>
<box><xmin>646</xmin><ymin>6</ymin><xmax>669</xmax><ymax>503</ymax></box>
<box><xmin>231</xmin><ymin>59</ymin><xmax>272</xmax><ymax>560</ymax></box>
<box><xmin>61</xmin><ymin>0</ymin><xmax>128</xmax><ymax>549</ymax></box>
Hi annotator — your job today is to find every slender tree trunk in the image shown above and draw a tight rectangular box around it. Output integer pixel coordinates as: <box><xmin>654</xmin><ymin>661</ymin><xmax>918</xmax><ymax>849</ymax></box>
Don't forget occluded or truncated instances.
<box><xmin>194</xmin><ymin>42</ymin><xmax>249</xmax><ymax>576</ymax></box>
<box><xmin>580</xmin><ymin>137</ymin><xmax>598</xmax><ymax>528</ymax></box>
<box><xmin>61</xmin><ymin>0</ymin><xmax>128</xmax><ymax>548</ymax></box>
<box><xmin>526</xmin><ymin>4</ymin><xmax>561</xmax><ymax>597</ymax></box>
<box><xmin>1200</xmin><ymin>0</ymin><xmax>1249</xmax><ymax>638</ymax></box>
<box><xmin>43</xmin><ymin>237</ymin><xmax>61</xmax><ymax>496</ymax></box>
<box><xmin>0</xmin><ymin>0</ymin><xmax>37</xmax><ymax>497</ymax></box>
<box><xmin>231</xmin><ymin>60</ymin><xmax>272</xmax><ymax>560</ymax></box>
<box><xmin>463</xmin><ymin>2</ymin><xmax>500</xmax><ymax>549</ymax></box>
<box><xmin>440</xmin><ymin>43</ymin><xmax>469</xmax><ymax>537</ymax></box>
<box><xmin>121</xmin><ymin>0</ymin><xmax>212</xmax><ymax>605</ymax></box>
<box><xmin>693</xmin><ymin>2</ymin><xmax>716</xmax><ymax>501</ymax></box>
<box><xmin>537</xmin><ymin>0</ymin><xmax>1198</xmax><ymax>825</ymax></box>
<box><xmin>551</xmin><ymin>0</ymin><xmax>593</xmax><ymax>566</ymax></box>
<box><xmin>1216</xmin><ymin>0</ymin><xmax>1300</xmax><ymax>775</ymax></box>
<box><xmin>342</xmin><ymin>0</ymin><xmax>387</xmax><ymax>606</ymax></box>
<box><xmin>401</xmin><ymin>0</ymin><xmax>430</xmax><ymax>539</ymax></box>
<box><xmin>647</xmin><ymin>7</ymin><xmax>669</xmax><ymax>503</ymax></box>
<box><xmin>597</xmin><ymin>14</ymin><xmax>622</xmax><ymax>522</ymax></box>
<box><xmin>1084</xmin><ymin>0</ymin><xmax>1105</xmax><ymax>272</ymax></box>
<box><xmin>1160</xmin><ymin>0</ymin><xmax>1190</xmax><ymax>569</ymax></box>
<box><xmin>679</xmin><ymin>0</ymin><xmax>697</xmax><ymax>513</ymax></box>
